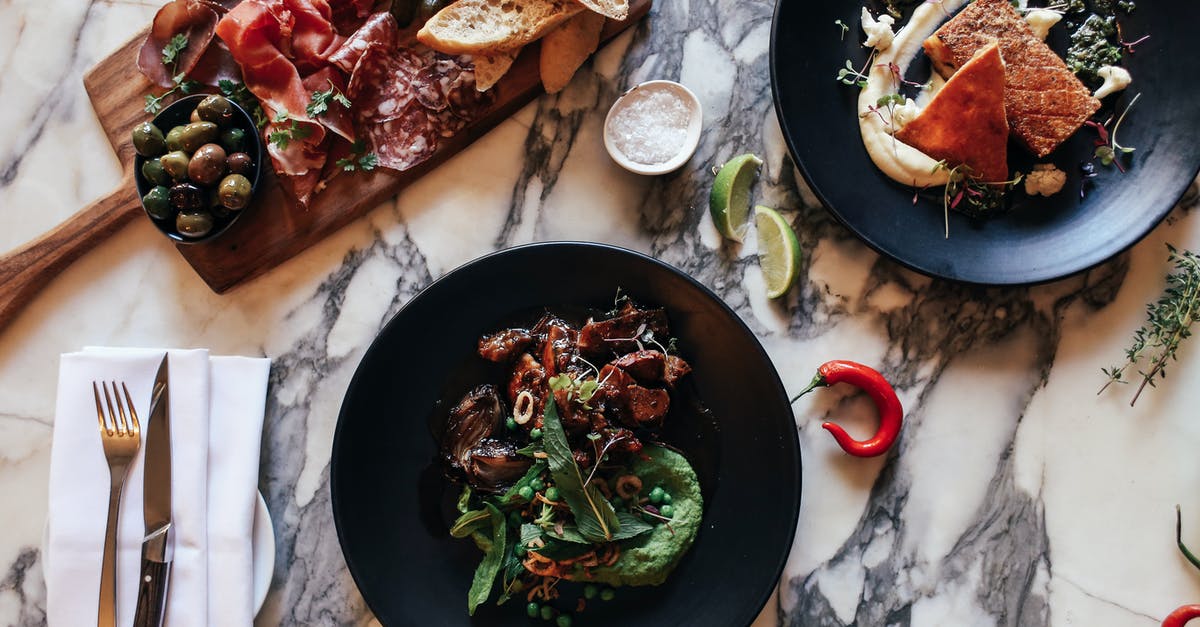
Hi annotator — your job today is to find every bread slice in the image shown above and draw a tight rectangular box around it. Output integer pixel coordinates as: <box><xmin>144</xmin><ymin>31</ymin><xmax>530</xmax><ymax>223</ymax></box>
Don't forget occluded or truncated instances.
<box><xmin>894</xmin><ymin>43</ymin><xmax>1009</xmax><ymax>183</ymax></box>
<box><xmin>474</xmin><ymin>49</ymin><xmax>519</xmax><ymax>91</ymax></box>
<box><xmin>923</xmin><ymin>0</ymin><xmax>1099</xmax><ymax>157</ymax></box>
<box><xmin>417</xmin><ymin>0</ymin><xmax>584</xmax><ymax>55</ymax></box>
<box><xmin>576</xmin><ymin>0</ymin><xmax>627</xmax><ymax>20</ymax></box>
<box><xmin>539</xmin><ymin>11</ymin><xmax>605</xmax><ymax>93</ymax></box>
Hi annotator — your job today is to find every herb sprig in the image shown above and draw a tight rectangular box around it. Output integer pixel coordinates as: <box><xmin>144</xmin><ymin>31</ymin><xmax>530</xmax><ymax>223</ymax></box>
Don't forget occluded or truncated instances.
<box><xmin>143</xmin><ymin>34</ymin><xmax>201</xmax><ymax>114</ymax></box>
<box><xmin>267</xmin><ymin>112</ymin><xmax>313</xmax><ymax>150</ymax></box>
<box><xmin>335</xmin><ymin>139</ymin><xmax>379</xmax><ymax>172</ymax></box>
<box><xmin>929</xmin><ymin>161</ymin><xmax>1024</xmax><ymax>238</ymax></box>
<box><xmin>218</xmin><ymin>79</ymin><xmax>268</xmax><ymax>129</ymax></box>
<box><xmin>1100</xmin><ymin>245</ymin><xmax>1200</xmax><ymax>406</ymax></box>
<box><xmin>305</xmin><ymin>79</ymin><xmax>352</xmax><ymax>118</ymax></box>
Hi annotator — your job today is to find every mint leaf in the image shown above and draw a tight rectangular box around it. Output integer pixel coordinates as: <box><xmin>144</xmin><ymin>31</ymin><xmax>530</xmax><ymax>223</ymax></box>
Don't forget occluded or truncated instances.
<box><xmin>541</xmin><ymin>402</ymin><xmax>620</xmax><ymax>543</ymax></box>
<box><xmin>467</xmin><ymin>503</ymin><xmax>506</xmax><ymax>616</ymax></box>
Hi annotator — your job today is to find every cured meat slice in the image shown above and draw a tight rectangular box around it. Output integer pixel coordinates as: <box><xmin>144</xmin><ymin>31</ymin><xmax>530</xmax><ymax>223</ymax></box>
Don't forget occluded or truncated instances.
<box><xmin>302</xmin><ymin>66</ymin><xmax>355</xmax><ymax>142</ymax></box>
<box><xmin>138</xmin><ymin>0</ymin><xmax>222</xmax><ymax>88</ymax></box>
<box><xmin>328</xmin><ymin>8</ymin><xmax>395</xmax><ymax>71</ymax></box>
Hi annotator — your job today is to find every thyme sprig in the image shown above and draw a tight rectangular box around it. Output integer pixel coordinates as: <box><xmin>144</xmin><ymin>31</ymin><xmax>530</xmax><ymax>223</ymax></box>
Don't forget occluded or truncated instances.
<box><xmin>1100</xmin><ymin>245</ymin><xmax>1200</xmax><ymax>406</ymax></box>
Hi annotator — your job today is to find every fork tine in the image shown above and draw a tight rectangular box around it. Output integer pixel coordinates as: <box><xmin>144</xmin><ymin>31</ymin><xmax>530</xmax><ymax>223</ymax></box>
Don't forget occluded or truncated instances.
<box><xmin>93</xmin><ymin>382</ymin><xmax>111</xmax><ymax>435</ymax></box>
<box><xmin>102</xmin><ymin>382</ymin><xmax>123</xmax><ymax>436</ymax></box>
<box><xmin>111</xmin><ymin>381</ymin><xmax>130</xmax><ymax>436</ymax></box>
<box><xmin>121</xmin><ymin>382</ymin><xmax>140</xmax><ymax>437</ymax></box>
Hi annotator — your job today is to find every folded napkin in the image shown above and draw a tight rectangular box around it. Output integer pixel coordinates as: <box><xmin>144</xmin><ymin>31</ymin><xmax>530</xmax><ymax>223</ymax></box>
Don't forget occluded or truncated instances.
<box><xmin>46</xmin><ymin>348</ymin><xmax>270</xmax><ymax>627</ymax></box>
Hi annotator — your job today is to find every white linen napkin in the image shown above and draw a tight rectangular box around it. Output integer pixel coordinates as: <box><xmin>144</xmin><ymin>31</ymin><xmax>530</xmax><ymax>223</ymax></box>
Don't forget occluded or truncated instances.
<box><xmin>46</xmin><ymin>348</ymin><xmax>270</xmax><ymax>627</ymax></box>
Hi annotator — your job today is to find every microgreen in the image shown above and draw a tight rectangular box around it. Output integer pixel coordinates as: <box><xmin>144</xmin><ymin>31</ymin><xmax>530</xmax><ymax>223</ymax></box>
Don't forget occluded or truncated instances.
<box><xmin>835</xmin><ymin>19</ymin><xmax>848</xmax><ymax>40</ymax></box>
<box><xmin>1088</xmin><ymin>92</ymin><xmax>1140</xmax><ymax>172</ymax></box>
<box><xmin>930</xmin><ymin>161</ymin><xmax>1023</xmax><ymax>238</ymax></box>
<box><xmin>548</xmin><ymin>373</ymin><xmax>599</xmax><ymax>409</ymax></box>
<box><xmin>267</xmin><ymin>112</ymin><xmax>313</xmax><ymax>150</ymax></box>
<box><xmin>305</xmin><ymin>79</ymin><xmax>352</xmax><ymax>118</ymax></box>
<box><xmin>836</xmin><ymin>57</ymin><xmax>872</xmax><ymax>88</ymax></box>
<box><xmin>1100</xmin><ymin>244</ymin><xmax>1200</xmax><ymax>406</ymax></box>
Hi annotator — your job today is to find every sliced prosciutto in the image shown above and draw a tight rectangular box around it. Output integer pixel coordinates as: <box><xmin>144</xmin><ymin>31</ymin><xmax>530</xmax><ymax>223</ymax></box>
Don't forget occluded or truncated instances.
<box><xmin>217</xmin><ymin>0</ymin><xmax>335</xmax><ymax>204</ymax></box>
<box><xmin>138</xmin><ymin>0</ymin><xmax>223</xmax><ymax>88</ymax></box>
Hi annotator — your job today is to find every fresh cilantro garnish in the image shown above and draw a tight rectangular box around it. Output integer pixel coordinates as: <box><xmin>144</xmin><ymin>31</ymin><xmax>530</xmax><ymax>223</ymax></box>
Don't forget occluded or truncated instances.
<box><xmin>267</xmin><ymin>112</ymin><xmax>313</xmax><ymax>150</ymax></box>
<box><xmin>335</xmin><ymin>139</ymin><xmax>378</xmax><ymax>172</ymax></box>
<box><xmin>219</xmin><ymin>79</ymin><xmax>269</xmax><ymax>129</ymax></box>
<box><xmin>161</xmin><ymin>33</ymin><xmax>188</xmax><ymax>66</ymax></box>
<box><xmin>305</xmin><ymin>80</ymin><xmax>352</xmax><ymax>118</ymax></box>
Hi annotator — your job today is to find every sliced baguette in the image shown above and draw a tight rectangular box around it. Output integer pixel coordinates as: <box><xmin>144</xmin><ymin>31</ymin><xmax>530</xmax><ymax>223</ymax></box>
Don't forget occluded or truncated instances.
<box><xmin>474</xmin><ymin>49</ymin><xmax>519</xmax><ymax>91</ymax></box>
<box><xmin>417</xmin><ymin>0</ymin><xmax>584</xmax><ymax>55</ymax></box>
<box><xmin>575</xmin><ymin>0</ymin><xmax>627</xmax><ymax>20</ymax></box>
<box><xmin>539</xmin><ymin>10</ymin><xmax>605</xmax><ymax>93</ymax></box>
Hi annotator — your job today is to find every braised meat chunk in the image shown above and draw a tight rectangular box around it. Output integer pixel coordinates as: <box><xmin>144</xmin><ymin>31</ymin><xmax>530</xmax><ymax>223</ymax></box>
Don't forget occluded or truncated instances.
<box><xmin>478</xmin><ymin>328</ymin><xmax>534</xmax><ymax>362</ymax></box>
<box><xmin>578</xmin><ymin>302</ymin><xmax>669</xmax><ymax>357</ymax></box>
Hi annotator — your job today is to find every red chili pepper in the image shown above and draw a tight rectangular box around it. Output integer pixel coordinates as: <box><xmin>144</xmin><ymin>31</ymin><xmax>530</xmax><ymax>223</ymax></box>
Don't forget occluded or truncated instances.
<box><xmin>1163</xmin><ymin>605</ymin><xmax>1200</xmax><ymax>627</ymax></box>
<box><xmin>791</xmin><ymin>360</ymin><xmax>902</xmax><ymax>458</ymax></box>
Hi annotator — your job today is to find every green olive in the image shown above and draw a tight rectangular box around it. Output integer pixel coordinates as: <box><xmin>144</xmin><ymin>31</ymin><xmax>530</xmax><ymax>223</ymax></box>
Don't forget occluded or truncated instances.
<box><xmin>217</xmin><ymin>173</ymin><xmax>252</xmax><ymax>210</ymax></box>
<box><xmin>142</xmin><ymin>186</ymin><xmax>172</xmax><ymax>220</ymax></box>
<box><xmin>132</xmin><ymin>122</ymin><xmax>166</xmax><ymax>157</ymax></box>
<box><xmin>219</xmin><ymin>127</ymin><xmax>246</xmax><ymax>153</ymax></box>
<box><xmin>178</xmin><ymin>121</ymin><xmax>219</xmax><ymax>153</ymax></box>
<box><xmin>165</xmin><ymin>125</ymin><xmax>187</xmax><ymax>152</ymax></box>
<box><xmin>189</xmin><ymin>108</ymin><xmax>202</xmax><ymax>124</ymax></box>
<box><xmin>187</xmin><ymin>143</ymin><xmax>227</xmax><ymax>185</ymax></box>
<box><xmin>196</xmin><ymin>95</ymin><xmax>235</xmax><ymax>127</ymax></box>
<box><xmin>168</xmin><ymin>182</ymin><xmax>205</xmax><ymax>212</ymax></box>
<box><xmin>160</xmin><ymin>151</ymin><xmax>190</xmax><ymax>181</ymax></box>
<box><xmin>176</xmin><ymin>210</ymin><xmax>215</xmax><ymax>238</ymax></box>
<box><xmin>226</xmin><ymin>152</ymin><xmax>253</xmax><ymax>176</ymax></box>
<box><xmin>141</xmin><ymin>158</ymin><xmax>171</xmax><ymax>186</ymax></box>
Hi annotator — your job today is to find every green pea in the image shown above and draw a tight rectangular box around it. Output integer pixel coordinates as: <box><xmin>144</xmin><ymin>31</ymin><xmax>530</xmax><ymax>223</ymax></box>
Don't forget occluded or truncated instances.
<box><xmin>660</xmin><ymin>504</ymin><xmax>675</xmax><ymax>518</ymax></box>
<box><xmin>556</xmin><ymin>615</ymin><xmax>572</xmax><ymax>627</ymax></box>
<box><xmin>661</xmin><ymin>492</ymin><xmax>673</xmax><ymax>505</ymax></box>
<box><xmin>518</xmin><ymin>486</ymin><xmax>534</xmax><ymax>501</ymax></box>
<box><xmin>530</xmin><ymin>478</ymin><xmax>545</xmax><ymax>492</ymax></box>
<box><xmin>515</xmin><ymin>544</ymin><xmax>527</xmax><ymax>558</ymax></box>
<box><xmin>506</xmin><ymin>417</ymin><xmax>518</xmax><ymax>430</ymax></box>
<box><xmin>600</xmin><ymin>587</ymin><xmax>616</xmax><ymax>602</ymax></box>
<box><xmin>540</xmin><ymin>605</ymin><xmax>555</xmax><ymax>620</ymax></box>
<box><xmin>545</xmin><ymin>487</ymin><xmax>560</xmax><ymax>502</ymax></box>
<box><xmin>583</xmin><ymin>584</ymin><xmax>599</xmax><ymax>600</ymax></box>
<box><xmin>527</xmin><ymin>602</ymin><xmax>540</xmax><ymax>618</ymax></box>
<box><xmin>648</xmin><ymin>486</ymin><xmax>666</xmax><ymax>504</ymax></box>
<box><xmin>530</xmin><ymin>428</ymin><xmax>543</xmax><ymax>440</ymax></box>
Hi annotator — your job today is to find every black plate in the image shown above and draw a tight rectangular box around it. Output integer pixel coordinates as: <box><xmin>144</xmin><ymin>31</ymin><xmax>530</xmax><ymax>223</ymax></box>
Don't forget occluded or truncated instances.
<box><xmin>331</xmin><ymin>242</ymin><xmax>801</xmax><ymax>626</ymax></box>
<box><xmin>770</xmin><ymin>0</ymin><xmax>1200</xmax><ymax>284</ymax></box>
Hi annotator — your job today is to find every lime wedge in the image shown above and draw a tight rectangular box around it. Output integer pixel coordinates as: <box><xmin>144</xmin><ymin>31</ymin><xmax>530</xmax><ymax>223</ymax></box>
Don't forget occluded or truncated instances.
<box><xmin>709</xmin><ymin>153</ymin><xmax>763</xmax><ymax>241</ymax></box>
<box><xmin>754</xmin><ymin>205</ymin><xmax>801</xmax><ymax>299</ymax></box>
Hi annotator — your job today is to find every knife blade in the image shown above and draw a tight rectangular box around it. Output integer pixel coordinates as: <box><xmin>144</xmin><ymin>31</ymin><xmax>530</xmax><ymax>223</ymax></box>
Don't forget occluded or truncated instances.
<box><xmin>133</xmin><ymin>354</ymin><xmax>172</xmax><ymax>627</ymax></box>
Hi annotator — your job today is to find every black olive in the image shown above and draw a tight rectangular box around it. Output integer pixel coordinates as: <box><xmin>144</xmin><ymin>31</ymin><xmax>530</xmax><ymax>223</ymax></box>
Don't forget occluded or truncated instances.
<box><xmin>169</xmin><ymin>182</ymin><xmax>205</xmax><ymax>212</ymax></box>
<box><xmin>226</xmin><ymin>152</ymin><xmax>254</xmax><ymax>176</ymax></box>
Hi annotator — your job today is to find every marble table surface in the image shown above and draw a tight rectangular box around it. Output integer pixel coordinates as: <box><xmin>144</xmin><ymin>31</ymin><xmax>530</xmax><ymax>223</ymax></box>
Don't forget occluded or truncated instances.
<box><xmin>2</xmin><ymin>0</ymin><xmax>1200</xmax><ymax>625</ymax></box>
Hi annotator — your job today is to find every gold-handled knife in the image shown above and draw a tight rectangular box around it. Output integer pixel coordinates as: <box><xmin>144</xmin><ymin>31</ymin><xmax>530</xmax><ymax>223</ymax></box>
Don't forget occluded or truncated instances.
<box><xmin>133</xmin><ymin>355</ymin><xmax>172</xmax><ymax>627</ymax></box>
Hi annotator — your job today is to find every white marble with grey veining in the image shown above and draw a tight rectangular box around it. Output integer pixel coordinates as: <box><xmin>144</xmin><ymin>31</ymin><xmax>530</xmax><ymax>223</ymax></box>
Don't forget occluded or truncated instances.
<box><xmin>1</xmin><ymin>0</ymin><xmax>1200</xmax><ymax>625</ymax></box>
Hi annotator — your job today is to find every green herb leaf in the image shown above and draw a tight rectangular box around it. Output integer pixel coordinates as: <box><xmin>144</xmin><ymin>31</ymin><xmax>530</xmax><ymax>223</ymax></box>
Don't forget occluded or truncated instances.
<box><xmin>450</xmin><ymin>508</ymin><xmax>491</xmax><ymax>538</ymax></box>
<box><xmin>541</xmin><ymin>402</ymin><xmax>621</xmax><ymax>543</ymax></box>
<box><xmin>543</xmin><ymin>525</ymin><xmax>590</xmax><ymax>544</ymax></box>
<box><xmin>467</xmin><ymin>503</ymin><xmax>506</xmax><ymax>616</ymax></box>
<box><xmin>456</xmin><ymin>485</ymin><xmax>474</xmax><ymax>514</ymax></box>
<box><xmin>162</xmin><ymin>33</ymin><xmax>189</xmax><ymax>66</ymax></box>
<box><xmin>610</xmin><ymin>512</ymin><xmax>655</xmax><ymax>540</ymax></box>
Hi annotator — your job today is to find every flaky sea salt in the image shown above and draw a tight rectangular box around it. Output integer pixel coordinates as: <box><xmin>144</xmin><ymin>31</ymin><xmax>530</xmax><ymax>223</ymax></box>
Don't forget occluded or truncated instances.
<box><xmin>606</xmin><ymin>88</ymin><xmax>692</xmax><ymax>165</ymax></box>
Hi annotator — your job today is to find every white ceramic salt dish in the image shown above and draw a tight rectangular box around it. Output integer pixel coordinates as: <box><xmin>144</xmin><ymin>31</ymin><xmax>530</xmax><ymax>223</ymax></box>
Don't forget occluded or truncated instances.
<box><xmin>603</xmin><ymin>80</ymin><xmax>703</xmax><ymax>176</ymax></box>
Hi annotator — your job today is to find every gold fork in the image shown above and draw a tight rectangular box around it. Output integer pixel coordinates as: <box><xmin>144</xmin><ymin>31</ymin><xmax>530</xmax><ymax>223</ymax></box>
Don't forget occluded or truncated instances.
<box><xmin>93</xmin><ymin>381</ymin><xmax>141</xmax><ymax>627</ymax></box>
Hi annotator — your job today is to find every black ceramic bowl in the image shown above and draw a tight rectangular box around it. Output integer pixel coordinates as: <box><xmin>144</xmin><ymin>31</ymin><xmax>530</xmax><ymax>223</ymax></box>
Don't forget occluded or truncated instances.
<box><xmin>133</xmin><ymin>93</ymin><xmax>263</xmax><ymax>244</ymax></box>
<box><xmin>331</xmin><ymin>242</ymin><xmax>802</xmax><ymax>626</ymax></box>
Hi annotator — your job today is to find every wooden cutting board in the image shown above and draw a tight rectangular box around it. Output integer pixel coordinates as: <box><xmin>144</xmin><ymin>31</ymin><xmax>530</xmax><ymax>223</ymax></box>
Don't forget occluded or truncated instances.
<box><xmin>0</xmin><ymin>3</ymin><xmax>649</xmax><ymax>332</ymax></box>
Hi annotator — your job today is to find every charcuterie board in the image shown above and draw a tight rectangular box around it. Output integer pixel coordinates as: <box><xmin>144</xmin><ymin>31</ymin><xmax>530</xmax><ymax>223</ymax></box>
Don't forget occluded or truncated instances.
<box><xmin>0</xmin><ymin>1</ymin><xmax>649</xmax><ymax>333</ymax></box>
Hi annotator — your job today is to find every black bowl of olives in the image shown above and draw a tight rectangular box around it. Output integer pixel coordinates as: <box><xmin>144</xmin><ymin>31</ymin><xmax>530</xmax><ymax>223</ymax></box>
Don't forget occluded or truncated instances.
<box><xmin>133</xmin><ymin>93</ymin><xmax>263</xmax><ymax>243</ymax></box>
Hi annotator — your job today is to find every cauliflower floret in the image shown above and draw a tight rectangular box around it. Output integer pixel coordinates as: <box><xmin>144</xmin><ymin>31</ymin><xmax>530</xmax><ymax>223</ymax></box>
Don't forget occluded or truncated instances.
<box><xmin>861</xmin><ymin>7</ymin><xmax>896</xmax><ymax>51</ymax></box>
<box><xmin>890</xmin><ymin>97</ymin><xmax>922</xmax><ymax>131</ymax></box>
<box><xmin>1024</xmin><ymin>164</ymin><xmax>1067</xmax><ymax>197</ymax></box>
<box><xmin>1024</xmin><ymin>8</ymin><xmax>1062</xmax><ymax>40</ymax></box>
<box><xmin>1094</xmin><ymin>65</ymin><xmax>1132</xmax><ymax>99</ymax></box>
